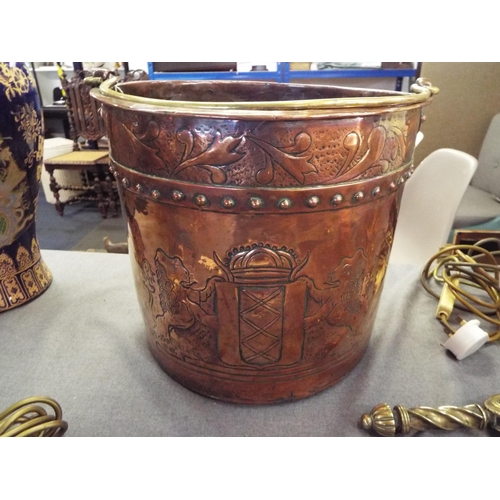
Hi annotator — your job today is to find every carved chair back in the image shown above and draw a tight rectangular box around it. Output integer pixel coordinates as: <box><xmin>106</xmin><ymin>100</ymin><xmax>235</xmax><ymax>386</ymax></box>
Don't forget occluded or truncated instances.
<box><xmin>59</xmin><ymin>67</ymin><xmax>118</xmax><ymax>150</ymax></box>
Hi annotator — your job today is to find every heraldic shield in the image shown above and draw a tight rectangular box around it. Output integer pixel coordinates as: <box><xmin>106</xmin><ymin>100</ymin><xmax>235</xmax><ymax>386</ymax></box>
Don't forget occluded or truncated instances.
<box><xmin>214</xmin><ymin>245</ymin><xmax>308</xmax><ymax>367</ymax></box>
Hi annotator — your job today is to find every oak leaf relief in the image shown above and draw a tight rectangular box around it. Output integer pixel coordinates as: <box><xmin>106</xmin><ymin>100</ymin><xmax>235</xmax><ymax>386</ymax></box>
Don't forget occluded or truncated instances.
<box><xmin>247</xmin><ymin>132</ymin><xmax>316</xmax><ymax>185</ymax></box>
<box><xmin>173</xmin><ymin>131</ymin><xmax>244</xmax><ymax>185</ymax></box>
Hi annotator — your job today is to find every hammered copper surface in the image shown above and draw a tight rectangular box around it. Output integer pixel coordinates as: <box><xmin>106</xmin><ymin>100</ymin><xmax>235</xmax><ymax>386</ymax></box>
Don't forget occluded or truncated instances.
<box><xmin>93</xmin><ymin>80</ymin><xmax>435</xmax><ymax>403</ymax></box>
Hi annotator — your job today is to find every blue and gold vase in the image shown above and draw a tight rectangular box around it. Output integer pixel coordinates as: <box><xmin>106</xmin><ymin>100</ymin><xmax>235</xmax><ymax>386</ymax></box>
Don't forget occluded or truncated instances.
<box><xmin>0</xmin><ymin>62</ymin><xmax>52</xmax><ymax>312</ymax></box>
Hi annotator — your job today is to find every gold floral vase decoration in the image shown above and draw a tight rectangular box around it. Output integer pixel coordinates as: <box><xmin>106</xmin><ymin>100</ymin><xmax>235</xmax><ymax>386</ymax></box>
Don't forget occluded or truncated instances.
<box><xmin>0</xmin><ymin>62</ymin><xmax>52</xmax><ymax>312</ymax></box>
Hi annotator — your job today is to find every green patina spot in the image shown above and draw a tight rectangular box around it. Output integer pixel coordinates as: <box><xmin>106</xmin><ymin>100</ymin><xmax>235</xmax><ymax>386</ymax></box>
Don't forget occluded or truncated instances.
<box><xmin>0</xmin><ymin>214</ymin><xmax>7</xmax><ymax>235</ymax></box>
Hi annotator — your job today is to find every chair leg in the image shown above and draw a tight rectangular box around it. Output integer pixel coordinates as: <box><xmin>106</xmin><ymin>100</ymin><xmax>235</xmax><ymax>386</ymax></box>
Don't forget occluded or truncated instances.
<box><xmin>93</xmin><ymin>171</ymin><xmax>108</xmax><ymax>219</ymax></box>
<box><xmin>111</xmin><ymin>187</ymin><xmax>120</xmax><ymax>217</ymax></box>
<box><xmin>47</xmin><ymin>167</ymin><xmax>65</xmax><ymax>216</ymax></box>
<box><xmin>104</xmin><ymin>170</ymin><xmax>118</xmax><ymax>217</ymax></box>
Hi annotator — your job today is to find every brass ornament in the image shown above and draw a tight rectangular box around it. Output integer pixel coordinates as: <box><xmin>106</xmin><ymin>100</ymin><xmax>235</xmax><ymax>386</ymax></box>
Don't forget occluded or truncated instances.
<box><xmin>361</xmin><ymin>394</ymin><xmax>500</xmax><ymax>436</ymax></box>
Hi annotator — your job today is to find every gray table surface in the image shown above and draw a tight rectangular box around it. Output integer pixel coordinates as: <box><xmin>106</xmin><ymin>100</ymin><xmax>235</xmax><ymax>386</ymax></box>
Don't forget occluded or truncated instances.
<box><xmin>1</xmin><ymin>249</ymin><xmax>499</xmax><ymax>437</ymax></box>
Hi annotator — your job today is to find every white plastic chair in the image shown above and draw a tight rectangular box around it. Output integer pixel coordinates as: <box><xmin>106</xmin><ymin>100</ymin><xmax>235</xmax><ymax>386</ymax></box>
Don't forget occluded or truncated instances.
<box><xmin>389</xmin><ymin>148</ymin><xmax>478</xmax><ymax>267</ymax></box>
<box><xmin>453</xmin><ymin>113</ymin><xmax>500</xmax><ymax>229</ymax></box>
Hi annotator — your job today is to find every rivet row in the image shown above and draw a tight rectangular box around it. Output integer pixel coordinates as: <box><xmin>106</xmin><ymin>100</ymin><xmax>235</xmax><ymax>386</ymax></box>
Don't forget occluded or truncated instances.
<box><xmin>117</xmin><ymin>174</ymin><xmax>411</xmax><ymax>210</ymax></box>
<box><xmin>139</xmin><ymin>188</ymin><xmax>388</xmax><ymax>209</ymax></box>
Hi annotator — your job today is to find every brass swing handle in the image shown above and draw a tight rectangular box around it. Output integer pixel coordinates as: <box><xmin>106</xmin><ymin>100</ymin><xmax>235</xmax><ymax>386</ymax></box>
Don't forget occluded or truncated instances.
<box><xmin>410</xmin><ymin>77</ymin><xmax>440</xmax><ymax>98</ymax></box>
<box><xmin>83</xmin><ymin>76</ymin><xmax>106</xmax><ymax>87</ymax></box>
<box><xmin>361</xmin><ymin>394</ymin><xmax>500</xmax><ymax>436</ymax></box>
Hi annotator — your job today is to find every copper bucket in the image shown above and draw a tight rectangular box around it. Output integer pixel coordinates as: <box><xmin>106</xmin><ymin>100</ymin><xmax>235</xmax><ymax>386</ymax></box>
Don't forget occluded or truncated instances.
<box><xmin>92</xmin><ymin>78</ymin><xmax>438</xmax><ymax>403</ymax></box>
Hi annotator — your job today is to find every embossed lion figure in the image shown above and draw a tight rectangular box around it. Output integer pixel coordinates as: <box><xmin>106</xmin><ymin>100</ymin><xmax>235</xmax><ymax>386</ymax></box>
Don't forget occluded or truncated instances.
<box><xmin>154</xmin><ymin>249</ymin><xmax>220</xmax><ymax>333</ymax></box>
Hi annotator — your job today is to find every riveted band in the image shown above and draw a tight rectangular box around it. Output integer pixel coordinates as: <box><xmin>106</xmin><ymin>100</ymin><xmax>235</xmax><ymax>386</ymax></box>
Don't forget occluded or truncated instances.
<box><xmin>111</xmin><ymin>157</ymin><xmax>412</xmax><ymax>214</ymax></box>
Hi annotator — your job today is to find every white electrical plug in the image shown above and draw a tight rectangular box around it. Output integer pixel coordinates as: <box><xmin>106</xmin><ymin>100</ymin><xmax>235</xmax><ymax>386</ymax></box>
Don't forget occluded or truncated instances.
<box><xmin>443</xmin><ymin>319</ymin><xmax>489</xmax><ymax>360</ymax></box>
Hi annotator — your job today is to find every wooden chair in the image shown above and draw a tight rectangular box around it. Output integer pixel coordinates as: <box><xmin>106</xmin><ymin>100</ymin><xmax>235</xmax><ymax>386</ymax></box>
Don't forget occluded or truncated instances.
<box><xmin>44</xmin><ymin>67</ymin><xmax>120</xmax><ymax>218</ymax></box>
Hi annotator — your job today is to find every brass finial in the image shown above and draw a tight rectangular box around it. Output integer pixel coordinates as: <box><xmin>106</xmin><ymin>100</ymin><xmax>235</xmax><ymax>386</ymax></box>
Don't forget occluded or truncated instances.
<box><xmin>361</xmin><ymin>394</ymin><xmax>500</xmax><ymax>436</ymax></box>
<box><xmin>361</xmin><ymin>403</ymin><xmax>396</xmax><ymax>437</ymax></box>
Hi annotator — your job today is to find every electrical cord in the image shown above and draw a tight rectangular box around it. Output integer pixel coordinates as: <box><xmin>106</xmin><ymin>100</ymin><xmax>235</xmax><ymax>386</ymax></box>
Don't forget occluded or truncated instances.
<box><xmin>0</xmin><ymin>396</ymin><xmax>68</xmax><ymax>437</ymax></box>
<box><xmin>420</xmin><ymin>240</ymin><xmax>500</xmax><ymax>342</ymax></box>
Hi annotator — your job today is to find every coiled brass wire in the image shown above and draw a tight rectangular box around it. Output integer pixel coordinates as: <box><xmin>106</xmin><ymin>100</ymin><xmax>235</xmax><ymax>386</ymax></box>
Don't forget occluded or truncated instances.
<box><xmin>0</xmin><ymin>396</ymin><xmax>68</xmax><ymax>437</ymax></box>
<box><xmin>420</xmin><ymin>241</ymin><xmax>500</xmax><ymax>341</ymax></box>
